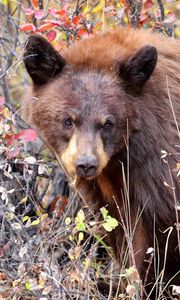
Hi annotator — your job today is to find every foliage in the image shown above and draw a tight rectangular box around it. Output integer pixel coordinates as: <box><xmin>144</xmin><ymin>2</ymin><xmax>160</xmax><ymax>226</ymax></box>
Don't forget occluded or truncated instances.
<box><xmin>19</xmin><ymin>0</ymin><xmax>179</xmax><ymax>47</ymax></box>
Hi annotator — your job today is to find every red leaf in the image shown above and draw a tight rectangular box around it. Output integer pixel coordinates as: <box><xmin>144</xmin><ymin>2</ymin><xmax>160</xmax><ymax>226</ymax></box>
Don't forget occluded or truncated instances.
<box><xmin>48</xmin><ymin>8</ymin><xmax>66</xmax><ymax>17</ymax></box>
<box><xmin>46</xmin><ymin>30</ymin><xmax>57</xmax><ymax>42</ymax></box>
<box><xmin>77</xmin><ymin>28</ymin><xmax>87</xmax><ymax>36</ymax></box>
<box><xmin>31</xmin><ymin>0</ymin><xmax>39</xmax><ymax>9</ymax></box>
<box><xmin>19</xmin><ymin>23</ymin><xmax>36</xmax><ymax>32</ymax></box>
<box><xmin>54</xmin><ymin>9</ymin><xmax>66</xmax><ymax>16</ymax></box>
<box><xmin>139</xmin><ymin>13</ymin><xmax>149</xmax><ymax>25</ymax></box>
<box><xmin>48</xmin><ymin>8</ymin><xmax>58</xmax><ymax>17</ymax></box>
<box><xmin>144</xmin><ymin>0</ymin><xmax>154</xmax><ymax>10</ymax></box>
<box><xmin>72</xmin><ymin>16</ymin><xmax>81</xmax><ymax>25</ymax></box>
<box><xmin>5</xmin><ymin>134</ymin><xmax>17</xmax><ymax>145</ymax></box>
<box><xmin>34</xmin><ymin>9</ymin><xmax>45</xmax><ymax>19</ymax></box>
<box><xmin>6</xmin><ymin>129</ymin><xmax>37</xmax><ymax>145</ymax></box>
<box><xmin>93</xmin><ymin>22</ymin><xmax>102</xmax><ymax>32</ymax></box>
<box><xmin>0</xmin><ymin>97</ymin><xmax>4</xmax><ymax>106</ymax></box>
<box><xmin>44</xmin><ymin>19</ymin><xmax>62</xmax><ymax>26</ymax></box>
<box><xmin>18</xmin><ymin>129</ymin><xmax>37</xmax><ymax>142</ymax></box>
<box><xmin>120</xmin><ymin>0</ymin><xmax>126</xmax><ymax>4</ymax></box>
<box><xmin>37</xmin><ymin>23</ymin><xmax>56</xmax><ymax>32</ymax></box>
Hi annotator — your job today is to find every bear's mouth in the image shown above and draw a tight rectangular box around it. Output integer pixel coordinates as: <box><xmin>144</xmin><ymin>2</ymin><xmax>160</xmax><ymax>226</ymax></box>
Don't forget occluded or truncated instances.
<box><xmin>76</xmin><ymin>168</ymin><xmax>103</xmax><ymax>181</ymax></box>
<box><xmin>76</xmin><ymin>173</ymin><xmax>97</xmax><ymax>181</ymax></box>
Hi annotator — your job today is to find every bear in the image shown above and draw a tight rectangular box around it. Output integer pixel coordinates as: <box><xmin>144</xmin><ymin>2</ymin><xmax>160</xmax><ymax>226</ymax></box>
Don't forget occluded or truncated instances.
<box><xmin>23</xmin><ymin>27</ymin><xmax>180</xmax><ymax>298</ymax></box>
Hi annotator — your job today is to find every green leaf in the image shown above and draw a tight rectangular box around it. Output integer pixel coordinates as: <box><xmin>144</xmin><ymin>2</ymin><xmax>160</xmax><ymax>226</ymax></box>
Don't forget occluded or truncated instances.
<box><xmin>75</xmin><ymin>209</ymin><xmax>86</xmax><ymax>231</ymax></box>
<box><xmin>126</xmin><ymin>266</ymin><xmax>137</xmax><ymax>277</ymax></box>
<box><xmin>102</xmin><ymin>222</ymin><xmax>114</xmax><ymax>232</ymax></box>
<box><xmin>25</xmin><ymin>282</ymin><xmax>31</xmax><ymax>290</ymax></box>
<box><xmin>102</xmin><ymin>216</ymin><xmax>118</xmax><ymax>232</ymax></box>
<box><xmin>76</xmin><ymin>209</ymin><xmax>85</xmax><ymax>223</ymax></box>
<box><xmin>100</xmin><ymin>207</ymin><xmax>108</xmax><ymax>219</ymax></box>
<box><xmin>106</xmin><ymin>216</ymin><xmax>118</xmax><ymax>228</ymax></box>
<box><xmin>76</xmin><ymin>222</ymin><xmax>86</xmax><ymax>231</ymax></box>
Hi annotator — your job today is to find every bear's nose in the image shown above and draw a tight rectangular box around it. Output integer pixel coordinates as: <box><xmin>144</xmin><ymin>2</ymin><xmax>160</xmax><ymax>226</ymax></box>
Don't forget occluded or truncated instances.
<box><xmin>76</xmin><ymin>156</ymin><xmax>98</xmax><ymax>178</ymax></box>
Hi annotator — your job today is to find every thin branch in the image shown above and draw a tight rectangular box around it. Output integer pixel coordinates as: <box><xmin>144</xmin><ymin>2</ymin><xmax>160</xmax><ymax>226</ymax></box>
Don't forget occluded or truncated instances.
<box><xmin>157</xmin><ymin>0</ymin><xmax>164</xmax><ymax>21</ymax></box>
<box><xmin>126</xmin><ymin>0</ymin><xmax>143</xmax><ymax>28</ymax></box>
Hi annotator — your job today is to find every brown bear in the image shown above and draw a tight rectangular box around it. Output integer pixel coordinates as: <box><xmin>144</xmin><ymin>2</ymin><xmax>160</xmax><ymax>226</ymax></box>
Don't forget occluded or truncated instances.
<box><xmin>23</xmin><ymin>27</ymin><xmax>180</xmax><ymax>297</ymax></box>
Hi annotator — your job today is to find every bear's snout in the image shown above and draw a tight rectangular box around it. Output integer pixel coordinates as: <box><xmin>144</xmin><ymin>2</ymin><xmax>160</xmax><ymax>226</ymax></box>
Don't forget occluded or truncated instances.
<box><xmin>75</xmin><ymin>156</ymin><xmax>98</xmax><ymax>178</ymax></box>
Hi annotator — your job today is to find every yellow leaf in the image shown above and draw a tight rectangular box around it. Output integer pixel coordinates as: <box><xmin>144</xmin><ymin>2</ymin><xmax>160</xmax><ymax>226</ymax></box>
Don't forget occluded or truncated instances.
<box><xmin>0</xmin><ymin>0</ymin><xmax>8</xmax><ymax>6</ymax></box>
<box><xmin>65</xmin><ymin>217</ymin><xmax>71</xmax><ymax>225</ymax></box>
<box><xmin>31</xmin><ymin>218</ymin><xmax>40</xmax><ymax>226</ymax></box>
<box><xmin>12</xmin><ymin>279</ymin><xmax>21</xmax><ymax>287</ymax></box>
<box><xmin>40</xmin><ymin>213</ymin><xmax>48</xmax><ymax>222</ymax></box>
<box><xmin>25</xmin><ymin>282</ymin><xmax>31</xmax><ymax>290</ymax></box>
<box><xmin>92</xmin><ymin>0</ymin><xmax>105</xmax><ymax>13</ymax></box>
<box><xmin>3</xmin><ymin>107</ymin><xmax>11</xmax><ymax>119</ymax></box>
<box><xmin>175</xmin><ymin>28</ymin><xmax>180</xmax><ymax>38</ymax></box>
<box><xmin>59</xmin><ymin>32</ymin><xmax>67</xmax><ymax>41</ymax></box>
<box><xmin>22</xmin><ymin>215</ymin><xmax>30</xmax><ymax>222</ymax></box>
<box><xmin>78</xmin><ymin>232</ymin><xmax>84</xmax><ymax>243</ymax></box>
<box><xmin>36</xmin><ymin>205</ymin><xmax>45</xmax><ymax>216</ymax></box>
<box><xmin>20</xmin><ymin>196</ymin><xmax>28</xmax><ymax>204</ymax></box>
<box><xmin>8</xmin><ymin>212</ymin><xmax>14</xmax><ymax>220</ymax></box>
<box><xmin>82</xmin><ymin>4</ymin><xmax>89</xmax><ymax>14</ymax></box>
<box><xmin>69</xmin><ymin>235</ymin><xmax>73</xmax><ymax>241</ymax></box>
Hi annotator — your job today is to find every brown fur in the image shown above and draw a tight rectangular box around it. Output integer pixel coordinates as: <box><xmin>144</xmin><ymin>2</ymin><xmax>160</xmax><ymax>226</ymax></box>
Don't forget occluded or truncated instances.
<box><xmin>23</xmin><ymin>27</ymin><xmax>180</xmax><ymax>298</ymax></box>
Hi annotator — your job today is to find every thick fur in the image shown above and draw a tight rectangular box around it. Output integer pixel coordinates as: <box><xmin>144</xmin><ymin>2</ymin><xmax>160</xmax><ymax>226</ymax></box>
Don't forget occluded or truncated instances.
<box><xmin>23</xmin><ymin>28</ymin><xmax>180</xmax><ymax>297</ymax></box>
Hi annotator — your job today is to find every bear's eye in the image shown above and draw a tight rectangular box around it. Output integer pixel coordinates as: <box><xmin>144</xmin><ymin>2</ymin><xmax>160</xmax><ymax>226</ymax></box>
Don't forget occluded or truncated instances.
<box><xmin>64</xmin><ymin>118</ymin><xmax>73</xmax><ymax>129</ymax></box>
<box><xmin>103</xmin><ymin>120</ymin><xmax>113</xmax><ymax>132</ymax></box>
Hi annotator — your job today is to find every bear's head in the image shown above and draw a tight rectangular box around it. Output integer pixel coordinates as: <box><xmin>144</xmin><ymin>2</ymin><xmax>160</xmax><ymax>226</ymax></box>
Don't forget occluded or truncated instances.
<box><xmin>23</xmin><ymin>34</ymin><xmax>157</xmax><ymax>180</ymax></box>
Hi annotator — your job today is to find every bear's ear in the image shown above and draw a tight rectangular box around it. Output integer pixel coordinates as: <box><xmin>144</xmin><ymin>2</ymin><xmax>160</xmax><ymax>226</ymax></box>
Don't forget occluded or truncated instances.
<box><xmin>24</xmin><ymin>35</ymin><xmax>66</xmax><ymax>85</ymax></box>
<box><xmin>119</xmin><ymin>45</ymin><xmax>157</xmax><ymax>94</ymax></box>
